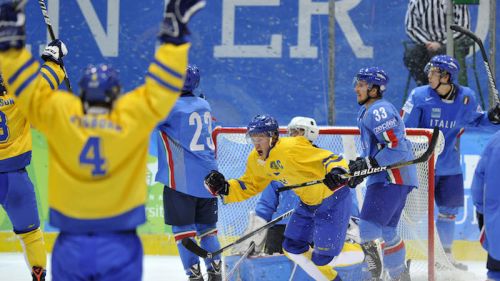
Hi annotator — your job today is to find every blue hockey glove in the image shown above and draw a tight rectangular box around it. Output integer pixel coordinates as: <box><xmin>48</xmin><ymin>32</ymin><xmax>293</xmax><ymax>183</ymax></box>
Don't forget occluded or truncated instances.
<box><xmin>348</xmin><ymin>157</ymin><xmax>379</xmax><ymax>188</ymax></box>
<box><xmin>204</xmin><ymin>170</ymin><xmax>229</xmax><ymax>196</ymax></box>
<box><xmin>159</xmin><ymin>0</ymin><xmax>206</xmax><ymax>45</ymax></box>
<box><xmin>323</xmin><ymin>167</ymin><xmax>348</xmax><ymax>191</ymax></box>
<box><xmin>487</xmin><ymin>103</ymin><xmax>500</xmax><ymax>124</ymax></box>
<box><xmin>0</xmin><ymin>2</ymin><xmax>26</xmax><ymax>51</ymax></box>
<box><xmin>41</xmin><ymin>39</ymin><xmax>68</xmax><ymax>65</ymax></box>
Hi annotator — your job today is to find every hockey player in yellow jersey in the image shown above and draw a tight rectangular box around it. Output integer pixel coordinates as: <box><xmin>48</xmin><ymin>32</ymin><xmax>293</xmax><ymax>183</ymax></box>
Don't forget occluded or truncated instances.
<box><xmin>0</xmin><ymin>0</ymin><xmax>205</xmax><ymax>280</ymax></box>
<box><xmin>205</xmin><ymin>114</ymin><xmax>363</xmax><ymax>281</ymax></box>
<box><xmin>0</xmin><ymin>74</ymin><xmax>47</xmax><ymax>281</ymax></box>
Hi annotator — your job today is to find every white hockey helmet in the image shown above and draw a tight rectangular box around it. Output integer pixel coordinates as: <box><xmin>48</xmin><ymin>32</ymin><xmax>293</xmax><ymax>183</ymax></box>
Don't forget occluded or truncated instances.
<box><xmin>287</xmin><ymin>116</ymin><xmax>319</xmax><ymax>142</ymax></box>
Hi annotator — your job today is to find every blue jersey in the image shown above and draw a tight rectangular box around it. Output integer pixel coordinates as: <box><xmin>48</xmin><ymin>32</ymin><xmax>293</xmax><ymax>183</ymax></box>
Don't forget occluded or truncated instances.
<box><xmin>357</xmin><ymin>99</ymin><xmax>418</xmax><ymax>187</ymax></box>
<box><xmin>471</xmin><ymin>130</ymin><xmax>500</xmax><ymax>260</ymax></box>
<box><xmin>255</xmin><ymin>181</ymin><xmax>299</xmax><ymax>225</ymax></box>
<box><xmin>402</xmin><ymin>85</ymin><xmax>497</xmax><ymax>176</ymax></box>
<box><xmin>155</xmin><ymin>94</ymin><xmax>218</xmax><ymax>198</ymax></box>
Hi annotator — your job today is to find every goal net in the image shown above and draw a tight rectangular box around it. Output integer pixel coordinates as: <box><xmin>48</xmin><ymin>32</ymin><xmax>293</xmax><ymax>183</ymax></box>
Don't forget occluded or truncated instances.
<box><xmin>213</xmin><ymin>126</ymin><xmax>477</xmax><ymax>281</ymax></box>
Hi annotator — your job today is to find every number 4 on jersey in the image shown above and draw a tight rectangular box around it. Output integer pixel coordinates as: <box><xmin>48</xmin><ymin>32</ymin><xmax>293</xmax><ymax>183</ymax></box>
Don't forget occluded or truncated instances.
<box><xmin>79</xmin><ymin>137</ymin><xmax>106</xmax><ymax>176</ymax></box>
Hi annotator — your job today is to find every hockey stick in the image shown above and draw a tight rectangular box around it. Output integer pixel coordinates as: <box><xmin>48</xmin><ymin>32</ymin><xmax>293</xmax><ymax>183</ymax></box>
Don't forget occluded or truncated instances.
<box><xmin>224</xmin><ymin>242</ymin><xmax>255</xmax><ymax>281</ymax></box>
<box><xmin>278</xmin><ymin>126</ymin><xmax>440</xmax><ymax>193</ymax></box>
<box><xmin>182</xmin><ymin>209</ymin><xmax>293</xmax><ymax>259</ymax></box>
<box><xmin>38</xmin><ymin>0</ymin><xmax>72</xmax><ymax>92</ymax></box>
<box><xmin>450</xmin><ymin>25</ymin><xmax>499</xmax><ymax>105</ymax></box>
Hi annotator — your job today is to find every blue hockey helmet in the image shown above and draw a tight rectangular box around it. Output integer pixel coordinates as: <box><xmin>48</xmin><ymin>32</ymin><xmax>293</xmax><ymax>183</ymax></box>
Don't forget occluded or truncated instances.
<box><xmin>355</xmin><ymin>67</ymin><xmax>389</xmax><ymax>93</ymax></box>
<box><xmin>247</xmin><ymin>114</ymin><xmax>279</xmax><ymax>137</ymax></box>
<box><xmin>79</xmin><ymin>64</ymin><xmax>121</xmax><ymax>109</ymax></box>
<box><xmin>182</xmin><ymin>64</ymin><xmax>200</xmax><ymax>92</ymax></box>
<box><xmin>424</xmin><ymin>55</ymin><xmax>460</xmax><ymax>81</ymax></box>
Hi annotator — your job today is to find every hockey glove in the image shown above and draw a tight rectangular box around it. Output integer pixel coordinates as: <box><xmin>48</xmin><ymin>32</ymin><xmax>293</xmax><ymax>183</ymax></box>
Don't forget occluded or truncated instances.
<box><xmin>204</xmin><ymin>170</ymin><xmax>229</xmax><ymax>196</ymax></box>
<box><xmin>487</xmin><ymin>103</ymin><xmax>500</xmax><ymax>124</ymax></box>
<box><xmin>0</xmin><ymin>2</ymin><xmax>26</xmax><ymax>51</ymax></box>
<box><xmin>232</xmin><ymin>211</ymin><xmax>267</xmax><ymax>255</ymax></box>
<box><xmin>158</xmin><ymin>0</ymin><xmax>206</xmax><ymax>45</ymax></box>
<box><xmin>347</xmin><ymin>157</ymin><xmax>379</xmax><ymax>188</ymax></box>
<box><xmin>41</xmin><ymin>39</ymin><xmax>68</xmax><ymax>65</ymax></box>
<box><xmin>323</xmin><ymin>167</ymin><xmax>348</xmax><ymax>191</ymax></box>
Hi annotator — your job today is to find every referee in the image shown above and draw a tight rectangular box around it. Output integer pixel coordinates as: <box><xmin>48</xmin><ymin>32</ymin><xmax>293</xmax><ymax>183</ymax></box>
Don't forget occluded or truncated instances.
<box><xmin>404</xmin><ymin>0</ymin><xmax>471</xmax><ymax>86</ymax></box>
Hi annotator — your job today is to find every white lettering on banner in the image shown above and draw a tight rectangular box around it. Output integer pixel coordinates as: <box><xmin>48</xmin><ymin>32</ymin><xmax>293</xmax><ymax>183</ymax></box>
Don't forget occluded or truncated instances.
<box><xmin>462</xmin><ymin>154</ymin><xmax>480</xmax><ymax>190</ymax></box>
<box><xmin>215</xmin><ymin>0</ymin><xmax>372</xmax><ymax>59</ymax></box>
<box><xmin>214</xmin><ymin>0</ymin><xmax>282</xmax><ymax>58</ymax></box>
<box><xmin>290</xmin><ymin>0</ymin><xmax>373</xmax><ymax>58</ymax></box>
<box><xmin>76</xmin><ymin>0</ymin><xmax>120</xmax><ymax>57</ymax></box>
<box><xmin>38</xmin><ymin>0</ymin><xmax>120</xmax><ymax>57</ymax></box>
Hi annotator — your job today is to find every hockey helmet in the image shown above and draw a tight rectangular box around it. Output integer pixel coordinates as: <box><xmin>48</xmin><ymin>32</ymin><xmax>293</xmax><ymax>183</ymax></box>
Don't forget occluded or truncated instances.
<box><xmin>79</xmin><ymin>64</ymin><xmax>121</xmax><ymax>109</ymax></box>
<box><xmin>182</xmin><ymin>64</ymin><xmax>200</xmax><ymax>92</ymax></box>
<box><xmin>287</xmin><ymin>116</ymin><xmax>319</xmax><ymax>142</ymax></box>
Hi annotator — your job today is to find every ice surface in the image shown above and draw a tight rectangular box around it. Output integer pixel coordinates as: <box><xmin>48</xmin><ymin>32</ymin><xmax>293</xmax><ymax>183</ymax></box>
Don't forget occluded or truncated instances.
<box><xmin>0</xmin><ymin>252</ymin><xmax>489</xmax><ymax>281</ymax></box>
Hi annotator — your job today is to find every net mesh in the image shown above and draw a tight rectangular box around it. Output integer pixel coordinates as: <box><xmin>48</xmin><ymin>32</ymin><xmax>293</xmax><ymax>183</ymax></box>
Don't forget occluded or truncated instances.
<box><xmin>214</xmin><ymin>126</ymin><xmax>479</xmax><ymax>281</ymax></box>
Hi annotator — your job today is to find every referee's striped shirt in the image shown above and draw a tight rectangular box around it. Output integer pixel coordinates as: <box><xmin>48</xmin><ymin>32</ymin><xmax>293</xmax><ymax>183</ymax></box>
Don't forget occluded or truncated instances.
<box><xmin>405</xmin><ymin>0</ymin><xmax>470</xmax><ymax>45</ymax></box>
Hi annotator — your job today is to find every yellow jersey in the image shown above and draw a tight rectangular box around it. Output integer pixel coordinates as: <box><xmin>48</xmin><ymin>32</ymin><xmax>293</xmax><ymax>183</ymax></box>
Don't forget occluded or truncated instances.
<box><xmin>0</xmin><ymin>92</ymin><xmax>31</xmax><ymax>172</ymax></box>
<box><xmin>0</xmin><ymin>44</ymin><xmax>189</xmax><ymax>232</ymax></box>
<box><xmin>225</xmin><ymin>136</ymin><xmax>348</xmax><ymax>206</ymax></box>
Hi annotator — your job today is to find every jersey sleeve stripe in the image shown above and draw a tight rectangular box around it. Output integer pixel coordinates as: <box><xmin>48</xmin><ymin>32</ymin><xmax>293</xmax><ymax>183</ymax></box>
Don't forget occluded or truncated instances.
<box><xmin>160</xmin><ymin>131</ymin><xmax>176</xmax><ymax>189</ymax></box>
<box><xmin>383</xmin><ymin>129</ymin><xmax>399</xmax><ymax>148</ymax></box>
<box><xmin>15</xmin><ymin>72</ymin><xmax>37</xmax><ymax>97</ymax></box>
<box><xmin>41</xmin><ymin>64</ymin><xmax>61</xmax><ymax>86</ymax></box>
<box><xmin>146</xmin><ymin>72</ymin><xmax>181</xmax><ymax>92</ymax></box>
<box><xmin>40</xmin><ymin>72</ymin><xmax>55</xmax><ymax>90</ymax></box>
<box><xmin>152</xmin><ymin>59</ymin><xmax>184</xmax><ymax>79</ymax></box>
<box><xmin>237</xmin><ymin>180</ymin><xmax>247</xmax><ymax>190</ymax></box>
<box><xmin>8</xmin><ymin>56</ymin><xmax>36</xmax><ymax>85</ymax></box>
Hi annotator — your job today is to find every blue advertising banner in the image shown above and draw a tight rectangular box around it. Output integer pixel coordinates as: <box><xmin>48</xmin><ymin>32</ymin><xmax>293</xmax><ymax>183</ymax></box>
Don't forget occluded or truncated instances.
<box><xmin>23</xmin><ymin>0</ymin><xmax>499</xmax><ymax>127</ymax></box>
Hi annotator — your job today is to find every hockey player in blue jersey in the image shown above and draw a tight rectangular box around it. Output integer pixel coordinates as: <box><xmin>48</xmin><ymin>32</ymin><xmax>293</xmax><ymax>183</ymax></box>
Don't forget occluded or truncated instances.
<box><xmin>349</xmin><ymin>67</ymin><xmax>417</xmax><ymax>281</ymax></box>
<box><xmin>471</xmin><ymin>130</ymin><xmax>500</xmax><ymax>281</ymax></box>
<box><xmin>401</xmin><ymin>55</ymin><xmax>500</xmax><ymax>270</ymax></box>
<box><xmin>155</xmin><ymin>65</ymin><xmax>222</xmax><ymax>281</ymax></box>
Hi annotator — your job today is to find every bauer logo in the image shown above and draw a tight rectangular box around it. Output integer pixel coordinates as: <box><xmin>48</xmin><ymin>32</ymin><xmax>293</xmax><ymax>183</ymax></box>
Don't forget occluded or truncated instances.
<box><xmin>352</xmin><ymin>166</ymin><xmax>387</xmax><ymax>176</ymax></box>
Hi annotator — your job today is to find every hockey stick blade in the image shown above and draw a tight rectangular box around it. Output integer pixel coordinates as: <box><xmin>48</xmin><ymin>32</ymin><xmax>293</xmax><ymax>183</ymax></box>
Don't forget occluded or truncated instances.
<box><xmin>278</xmin><ymin>127</ymin><xmax>439</xmax><ymax>192</ymax></box>
<box><xmin>450</xmin><ymin>25</ymin><xmax>499</xmax><ymax>104</ymax></box>
<box><xmin>182</xmin><ymin>238</ymin><xmax>210</xmax><ymax>259</ymax></box>
<box><xmin>182</xmin><ymin>210</ymin><xmax>294</xmax><ymax>259</ymax></box>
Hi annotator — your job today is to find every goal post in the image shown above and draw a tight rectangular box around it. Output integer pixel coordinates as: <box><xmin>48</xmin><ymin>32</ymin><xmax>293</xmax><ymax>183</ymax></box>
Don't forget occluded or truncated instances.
<box><xmin>212</xmin><ymin>126</ymin><xmax>476</xmax><ymax>281</ymax></box>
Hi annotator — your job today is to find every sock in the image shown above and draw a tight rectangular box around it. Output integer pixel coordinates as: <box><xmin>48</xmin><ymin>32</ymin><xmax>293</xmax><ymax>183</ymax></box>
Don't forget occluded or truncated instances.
<box><xmin>17</xmin><ymin>228</ymin><xmax>46</xmax><ymax>270</ymax></box>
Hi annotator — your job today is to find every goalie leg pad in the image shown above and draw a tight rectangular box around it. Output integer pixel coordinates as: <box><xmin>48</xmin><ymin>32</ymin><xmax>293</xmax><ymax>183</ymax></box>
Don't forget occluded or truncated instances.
<box><xmin>329</xmin><ymin>242</ymin><xmax>365</xmax><ymax>267</ymax></box>
<box><xmin>196</xmin><ymin>223</ymin><xmax>221</xmax><ymax>268</ymax></box>
<box><xmin>284</xmin><ymin>249</ymin><xmax>340</xmax><ymax>281</ymax></box>
<box><xmin>382</xmin><ymin>226</ymin><xmax>406</xmax><ymax>279</ymax></box>
<box><xmin>172</xmin><ymin>225</ymin><xmax>201</xmax><ymax>276</ymax></box>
